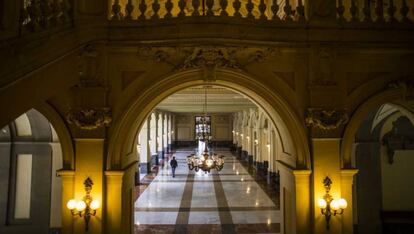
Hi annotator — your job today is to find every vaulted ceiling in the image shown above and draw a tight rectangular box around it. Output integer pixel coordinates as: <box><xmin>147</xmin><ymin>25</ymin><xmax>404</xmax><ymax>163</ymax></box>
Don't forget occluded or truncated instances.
<box><xmin>156</xmin><ymin>86</ymin><xmax>256</xmax><ymax>113</ymax></box>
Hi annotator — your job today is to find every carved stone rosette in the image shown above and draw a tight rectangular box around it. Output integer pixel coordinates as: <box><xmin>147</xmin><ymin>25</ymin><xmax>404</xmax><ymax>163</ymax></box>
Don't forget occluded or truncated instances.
<box><xmin>66</xmin><ymin>108</ymin><xmax>112</xmax><ymax>130</ymax></box>
<box><xmin>305</xmin><ymin>108</ymin><xmax>349</xmax><ymax>130</ymax></box>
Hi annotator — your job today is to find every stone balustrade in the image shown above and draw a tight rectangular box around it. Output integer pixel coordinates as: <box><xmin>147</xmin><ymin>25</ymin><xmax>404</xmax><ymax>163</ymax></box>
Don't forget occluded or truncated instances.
<box><xmin>337</xmin><ymin>0</ymin><xmax>414</xmax><ymax>23</ymax></box>
<box><xmin>19</xmin><ymin>0</ymin><xmax>73</xmax><ymax>33</ymax></box>
<box><xmin>109</xmin><ymin>0</ymin><xmax>414</xmax><ymax>26</ymax></box>
<box><xmin>109</xmin><ymin>0</ymin><xmax>305</xmax><ymax>22</ymax></box>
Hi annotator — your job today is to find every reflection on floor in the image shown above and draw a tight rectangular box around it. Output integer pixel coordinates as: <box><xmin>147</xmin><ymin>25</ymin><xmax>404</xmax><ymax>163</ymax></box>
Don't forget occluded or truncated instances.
<box><xmin>134</xmin><ymin>149</ymin><xmax>280</xmax><ymax>234</ymax></box>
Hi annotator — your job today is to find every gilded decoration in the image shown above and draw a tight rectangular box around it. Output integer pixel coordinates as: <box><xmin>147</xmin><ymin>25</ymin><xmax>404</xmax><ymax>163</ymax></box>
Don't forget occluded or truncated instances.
<box><xmin>66</xmin><ymin>108</ymin><xmax>112</xmax><ymax>130</ymax></box>
<box><xmin>305</xmin><ymin>108</ymin><xmax>349</xmax><ymax>130</ymax></box>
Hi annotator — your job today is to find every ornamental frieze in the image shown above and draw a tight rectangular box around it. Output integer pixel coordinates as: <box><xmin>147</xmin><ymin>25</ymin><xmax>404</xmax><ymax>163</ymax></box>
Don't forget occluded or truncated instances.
<box><xmin>305</xmin><ymin>108</ymin><xmax>349</xmax><ymax>130</ymax></box>
<box><xmin>66</xmin><ymin>108</ymin><xmax>112</xmax><ymax>130</ymax></box>
<box><xmin>136</xmin><ymin>46</ymin><xmax>277</xmax><ymax>71</ymax></box>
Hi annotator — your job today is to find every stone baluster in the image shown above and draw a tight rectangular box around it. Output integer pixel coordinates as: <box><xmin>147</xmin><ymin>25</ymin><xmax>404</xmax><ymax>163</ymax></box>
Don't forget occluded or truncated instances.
<box><xmin>139</xmin><ymin>0</ymin><xmax>148</xmax><ymax>20</ymax></box>
<box><xmin>151</xmin><ymin>0</ymin><xmax>160</xmax><ymax>19</ymax></box>
<box><xmin>337</xmin><ymin>0</ymin><xmax>345</xmax><ymax>21</ymax></box>
<box><xmin>111</xmin><ymin>0</ymin><xmax>121</xmax><ymax>20</ymax></box>
<box><xmin>40</xmin><ymin>0</ymin><xmax>52</xmax><ymax>28</ymax></box>
<box><xmin>400</xmin><ymin>0</ymin><xmax>410</xmax><ymax>23</ymax></box>
<box><xmin>362</xmin><ymin>0</ymin><xmax>372</xmax><ymax>22</ymax></box>
<box><xmin>233</xmin><ymin>0</ymin><xmax>242</xmax><ymax>17</ymax></box>
<box><xmin>387</xmin><ymin>0</ymin><xmax>396</xmax><ymax>23</ymax></box>
<box><xmin>206</xmin><ymin>0</ymin><xmax>214</xmax><ymax>16</ymax></box>
<box><xmin>258</xmin><ymin>0</ymin><xmax>266</xmax><ymax>20</ymax></box>
<box><xmin>350</xmin><ymin>0</ymin><xmax>358</xmax><ymax>22</ymax></box>
<box><xmin>125</xmin><ymin>0</ymin><xmax>134</xmax><ymax>20</ymax></box>
<box><xmin>50</xmin><ymin>0</ymin><xmax>62</xmax><ymax>25</ymax></box>
<box><xmin>20</xmin><ymin>2</ymin><xmax>30</xmax><ymax>28</ymax></box>
<box><xmin>246</xmin><ymin>0</ymin><xmax>254</xmax><ymax>19</ymax></box>
<box><xmin>296</xmin><ymin>0</ymin><xmax>305</xmax><ymax>22</ymax></box>
<box><xmin>178</xmin><ymin>0</ymin><xmax>186</xmax><ymax>17</ymax></box>
<box><xmin>271</xmin><ymin>0</ymin><xmax>280</xmax><ymax>21</ymax></box>
<box><xmin>283</xmin><ymin>0</ymin><xmax>292</xmax><ymax>21</ymax></box>
<box><xmin>220</xmin><ymin>0</ymin><xmax>228</xmax><ymax>16</ymax></box>
<box><xmin>165</xmin><ymin>0</ymin><xmax>173</xmax><ymax>19</ymax></box>
<box><xmin>192</xmin><ymin>0</ymin><xmax>200</xmax><ymax>16</ymax></box>
<box><xmin>27</xmin><ymin>0</ymin><xmax>41</xmax><ymax>31</ymax></box>
<box><xmin>375</xmin><ymin>0</ymin><xmax>384</xmax><ymax>22</ymax></box>
<box><xmin>61</xmin><ymin>0</ymin><xmax>71</xmax><ymax>23</ymax></box>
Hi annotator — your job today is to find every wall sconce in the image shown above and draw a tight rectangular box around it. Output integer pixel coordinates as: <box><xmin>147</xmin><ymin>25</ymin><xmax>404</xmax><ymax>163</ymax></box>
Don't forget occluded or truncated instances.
<box><xmin>171</xmin><ymin>131</ymin><xmax>174</xmax><ymax>134</ymax></box>
<box><xmin>317</xmin><ymin>176</ymin><xmax>347</xmax><ymax>230</ymax></box>
<box><xmin>254</xmin><ymin>139</ymin><xmax>258</xmax><ymax>145</ymax></box>
<box><xmin>236</xmin><ymin>132</ymin><xmax>239</xmax><ymax>135</ymax></box>
<box><xmin>66</xmin><ymin>177</ymin><xmax>100</xmax><ymax>231</ymax></box>
<box><xmin>246</xmin><ymin>136</ymin><xmax>250</xmax><ymax>140</ymax></box>
<box><xmin>241</xmin><ymin>134</ymin><xmax>244</xmax><ymax>137</ymax></box>
<box><xmin>232</xmin><ymin>130</ymin><xmax>235</xmax><ymax>133</ymax></box>
<box><xmin>266</xmin><ymin>144</ymin><xmax>270</xmax><ymax>148</ymax></box>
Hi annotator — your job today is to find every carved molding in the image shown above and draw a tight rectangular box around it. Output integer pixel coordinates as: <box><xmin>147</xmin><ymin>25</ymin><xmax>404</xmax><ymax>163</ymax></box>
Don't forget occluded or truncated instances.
<box><xmin>66</xmin><ymin>108</ymin><xmax>112</xmax><ymax>130</ymax></box>
<box><xmin>136</xmin><ymin>46</ymin><xmax>276</xmax><ymax>71</ymax></box>
<box><xmin>78</xmin><ymin>45</ymin><xmax>104</xmax><ymax>87</ymax></box>
<box><xmin>305</xmin><ymin>108</ymin><xmax>349</xmax><ymax>130</ymax></box>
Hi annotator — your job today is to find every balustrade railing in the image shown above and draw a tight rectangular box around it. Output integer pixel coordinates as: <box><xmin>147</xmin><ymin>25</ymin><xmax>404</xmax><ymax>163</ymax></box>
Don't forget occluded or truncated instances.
<box><xmin>109</xmin><ymin>0</ymin><xmax>414</xmax><ymax>26</ymax></box>
<box><xmin>109</xmin><ymin>0</ymin><xmax>306</xmax><ymax>22</ymax></box>
<box><xmin>337</xmin><ymin>0</ymin><xmax>414</xmax><ymax>23</ymax></box>
<box><xmin>20</xmin><ymin>0</ymin><xmax>73</xmax><ymax>33</ymax></box>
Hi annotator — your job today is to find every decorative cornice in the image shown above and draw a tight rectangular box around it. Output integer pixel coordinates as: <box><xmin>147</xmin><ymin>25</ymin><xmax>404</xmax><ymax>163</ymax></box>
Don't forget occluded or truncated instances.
<box><xmin>305</xmin><ymin>108</ymin><xmax>349</xmax><ymax>130</ymax></box>
<box><xmin>179</xmin><ymin>47</ymin><xmax>240</xmax><ymax>70</ymax></box>
<box><xmin>66</xmin><ymin>108</ymin><xmax>112</xmax><ymax>130</ymax></box>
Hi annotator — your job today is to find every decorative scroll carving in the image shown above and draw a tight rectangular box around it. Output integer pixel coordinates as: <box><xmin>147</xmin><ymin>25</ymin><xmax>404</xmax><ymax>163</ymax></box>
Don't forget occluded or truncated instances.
<box><xmin>136</xmin><ymin>46</ymin><xmax>276</xmax><ymax>71</ymax></box>
<box><xmin>66</xmin><ymin>108</ymin><xmax>112</xmax><ymax>130</ymax></box>
<box><xmin>305</xmin><ymin>108</ymin><xmax>349</xmax><ymax>130</ymax></box>
<box><xmin>179</xmin><ymin>47</ymin><xmax>240</xmax><ymax>70</ymax></box>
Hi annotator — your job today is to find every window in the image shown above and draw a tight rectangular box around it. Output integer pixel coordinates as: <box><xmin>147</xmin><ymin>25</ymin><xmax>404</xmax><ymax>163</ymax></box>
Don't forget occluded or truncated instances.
<box><xmin>14</xmin><ymin>154</ymin><xmax>33</xmax><ymax>219</ymax></box>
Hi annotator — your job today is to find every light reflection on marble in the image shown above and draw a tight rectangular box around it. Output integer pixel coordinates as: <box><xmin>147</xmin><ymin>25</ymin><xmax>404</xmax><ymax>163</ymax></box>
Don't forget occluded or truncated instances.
<box><xmin>134</xmin><ymin>150</ymin><xmax>280</xmax><ymax>226</ymax></box>
<box><xmin>188</xmin><ymin>212</ymin><xmax>221</xmax><ymax>224</ymax></box>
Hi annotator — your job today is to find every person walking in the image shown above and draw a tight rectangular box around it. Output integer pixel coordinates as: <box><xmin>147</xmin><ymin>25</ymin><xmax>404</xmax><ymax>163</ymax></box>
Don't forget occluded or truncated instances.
<box><xmin>170</xmin><ymin>156</ymin><xmax>178</xmax><ymax>178</ymax></box>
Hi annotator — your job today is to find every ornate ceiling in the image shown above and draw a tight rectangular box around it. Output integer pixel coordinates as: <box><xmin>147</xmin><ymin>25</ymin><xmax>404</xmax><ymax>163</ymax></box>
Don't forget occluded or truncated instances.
<box><xmin>156</xmin><ymin>86</ymin><xmax>256</xmax><ymax>113</ymax></box>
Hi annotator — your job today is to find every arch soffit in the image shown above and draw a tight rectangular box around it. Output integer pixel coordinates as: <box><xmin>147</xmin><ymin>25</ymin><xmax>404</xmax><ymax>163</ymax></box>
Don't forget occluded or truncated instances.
<box><xmin>341</xmin><ymin>87</ymin><xmax>408</xmax><ymax>168</ymax></box>
<box><xmin>106</xmin><ymin>68</ymin><xmax>310</xmax><ymax>170</ymax></box>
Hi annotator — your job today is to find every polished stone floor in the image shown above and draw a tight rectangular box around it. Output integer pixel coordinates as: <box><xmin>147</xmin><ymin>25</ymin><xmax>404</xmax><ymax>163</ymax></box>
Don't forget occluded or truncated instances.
<box><xmin>134</xmin><ymin>149</ymin><xmax>280</xmax><ymax>234</ymax></box>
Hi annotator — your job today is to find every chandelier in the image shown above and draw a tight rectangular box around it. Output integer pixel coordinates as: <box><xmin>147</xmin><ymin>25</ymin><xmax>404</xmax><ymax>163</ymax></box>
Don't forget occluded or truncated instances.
<box><xmin>186</xmin><ymin>146</ymin><xmax>225</xmax><ymax>173</ymax></box>
<box><xmin>195</xmin><ymin>86</ymin><xmax>211</xmax><ymax>142</ymax></box>
<box><xmin>187</xmin><ymin>86</ymin><xmax>225</xmax><ymax>173</ymax></box>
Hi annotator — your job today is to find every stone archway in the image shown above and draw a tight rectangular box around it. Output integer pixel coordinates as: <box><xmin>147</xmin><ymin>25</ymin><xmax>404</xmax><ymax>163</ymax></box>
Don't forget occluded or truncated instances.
<box><xmin>105</xmin><ymin>68</ymin><xmax>311</xmax><ymax>234</ymax></box>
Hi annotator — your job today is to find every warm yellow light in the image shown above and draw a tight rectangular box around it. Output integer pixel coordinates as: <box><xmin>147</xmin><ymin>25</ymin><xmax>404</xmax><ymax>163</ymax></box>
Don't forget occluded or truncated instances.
<box><xmin>206</xmin><ymin>159</ymin><xmax>214</xmax><ymax>167</ymax></box>
<box><xmin>172</xmin><ymin>131</ymin><xmax>174</xmax><ymax>134</ymax></box>
<box><xmin>338</xmin><ymin>198</ymin><xmax>347</xmax><ymax>209</ymax></box>
<box><xmin>76</xmin><ymin>200</ymin><xmax>87</xmax><ymax>211</ymax></box>
<box><xmin>254</xmin><ymin>139</ymin><xmax>258</xmax><ymax>144</ymax></box>
<box><xmin>90</xmin><ymin>200</ymin><xmax>100</xmax><ymax>210</ymax></box>
<box><xmin>266</xmin><ymin>144</ymin><xmax>270</xmax><ymax>148</ymax></box>
<box><xmin>66</xmin><ymin>199</ymin><xmax>77</xmax><ymax>210</ymax></box>
<box><xmin>246</xmin><ymin>136</ymin><xmax>250</xmax><ymax>140</ymax></box>
<box><xmin>317</xmin><ymin>199</ymin><xmax>327</xmax><ymax>209</ymax></box>
<box><xmin>330</xmin><ymin>200</ymin><xmax>340</xmax><ymax>210</ymax></box>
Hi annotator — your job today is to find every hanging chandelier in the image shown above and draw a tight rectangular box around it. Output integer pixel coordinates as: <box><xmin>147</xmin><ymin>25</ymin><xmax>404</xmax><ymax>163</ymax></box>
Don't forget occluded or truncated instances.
<box><xmin>195</xmin><ymin>86</ymin><xmax>211</xmax><ymax>142</ymax></box>
<box><xmin>187</xmin><ymin>86</ymin><xmax>225</xmax><ymax>173</ymax></box>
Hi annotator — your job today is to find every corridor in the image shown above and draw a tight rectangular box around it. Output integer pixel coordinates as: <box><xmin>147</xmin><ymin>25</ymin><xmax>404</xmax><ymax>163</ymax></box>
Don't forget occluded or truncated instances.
<box><xmin>134</xmin><ymin>149</ymin><xmax>280</xmax><ymax>234</ymax></box>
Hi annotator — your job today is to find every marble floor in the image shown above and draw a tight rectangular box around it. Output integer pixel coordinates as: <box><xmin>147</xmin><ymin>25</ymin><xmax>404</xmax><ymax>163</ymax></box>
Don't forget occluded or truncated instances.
<box><xmin>134</xmin><ymin>149</ymin><xmax>280</xmax><ymax>234</ymax></box>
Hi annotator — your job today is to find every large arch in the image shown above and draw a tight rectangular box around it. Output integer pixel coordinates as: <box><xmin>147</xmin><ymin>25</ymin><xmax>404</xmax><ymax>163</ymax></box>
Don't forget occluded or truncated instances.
<box><xmin>341</xmin><ymin>86</ymin><xmax>409</xmax><ymax>168</ymax></box>
<box><xmin>107</xmin><ymin>68</ymin><xmax>310</xmax><ymax>171</ymax></box>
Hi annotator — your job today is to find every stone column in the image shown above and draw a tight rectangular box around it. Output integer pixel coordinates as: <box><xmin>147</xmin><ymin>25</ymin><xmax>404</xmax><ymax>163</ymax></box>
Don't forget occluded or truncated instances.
<box><xmin>341</xmin><ymin>169</ymin><xmax>358</xmax><ymax>234</ymax></box>
<box><xmin>163</xmin><ymin>114</ymin><xmax>168</xmax><ymax>155</ymax></box>
<box><xmin>167</xmin><ymin>114</ymin><xmax>172</xmax><ymax>152</ymax></box>
<box><xmin>139</xmin><ymin>118</ymin><xmax>151</xmax><ymax>174</ymax></box>
<box><xmin>312</xmin><ymin>138</ymin><xmax>342</xmax><ymax>234</ymax></box>
<box><xmin>157</xmin><ymin>112</ymin><xmax>164</xmax><ymax>160</ymax></box>
<box><xmin>149</xmin><ymin>113</ymin><xmax>158</xmax><ymax>166</ymax></box>
<box><xmin>104</xmin><ymin>171</ymin><xmax>124</xmax><ymax>234</ymax></box>
<box><xmin>73</xmin><ymin>139</ymin><xmax>104</xmax><ymax>234</ymax></box>
<box><xmin>293</xmin><ymin>170</ymin><xmax>312</xmax><ymax>234</ymax></box>
<box><xmin>57</xmin><ymin>170</ymin><xmax>75</xmax><ymax>234</ymax></box>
